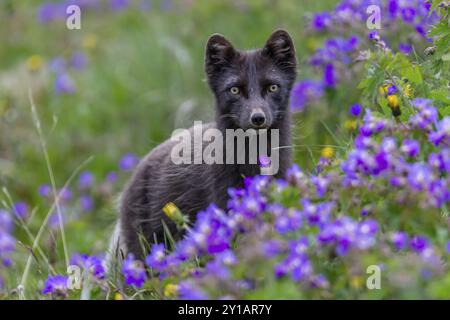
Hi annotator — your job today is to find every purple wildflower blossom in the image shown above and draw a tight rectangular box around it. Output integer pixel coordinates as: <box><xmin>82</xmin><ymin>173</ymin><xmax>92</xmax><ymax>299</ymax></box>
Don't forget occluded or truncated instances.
<box><xmin>390</xmin><ymin>232</ymin><xmax>409</xmax><ymax>250</ymax></box>
<box><xmin>38</xmin><ymin>184</ymin><xmax>52</xmax><ymax>197</ymax></box>
<box><xmin>78</xmin><ymin>171</ymin><xmax>94</xmax><ymax>189</ymax></box>
<box><xmin>110</xmin><ymin>0</ymin><xmax>130</xmax><ymax>11</ymax></box>
<box><xmin>12</xmin><ymin>202</ymin><xmax>28</xmax><ymax>219</ymax></box>
<box><xmin>70</xmin><ymin>52</ymin><xmax>87</xmax><ymax>71</ymax></box>
<box><xmin>0</xmin><ymin>210</ymin><xmax>13</xmax><ymax>233</ymax></box>
<box><xmin>122</xmin><ymin>254</ymin><xmax>146</xmax><ymax>288</ymax></box>
<box><xmin>410</xmin><ymin>236</ymin><xmax>428</xmax><ymax>253</ymax></box>
<box><xmin>178</xmin><ymin>281</ymin><xmax>209</xmax><ymax>300</ymax></box>
<box><xmin>290</xmin><ymin>80</ymin><xmax>324</xmax><ymax>112</ymax></box>
<box><xmin>54</xmin><ymin>73</ymin><xmax>76</xmax><ymax>95</ymax></box>
<box><xmin>119</xmin><ymin>153</ymin><xmax>139</xmax><ymax>171</ymax></box>
<box><xmin>349</xmin><ymin>103</ymin><xmax>362</xmax><ymax>117</ymax></box>
<box><xmin>401</xmin><ymin>139</ymin><xmax>420</xmax><ymax>158</ymax></box>
<box><xmin>146</xmin><ymin>243</ymin><xmax>167</xmax><ymax>271</ymax></box>
<box><xmin>42</xmin><ymin>275</ymin><xmax>68</xmax><ymax>296</ymax></box>
<box><xmin>80</xmin><ymin>195</ymin><xmax>94</xmax><ymax>212</ymax></box>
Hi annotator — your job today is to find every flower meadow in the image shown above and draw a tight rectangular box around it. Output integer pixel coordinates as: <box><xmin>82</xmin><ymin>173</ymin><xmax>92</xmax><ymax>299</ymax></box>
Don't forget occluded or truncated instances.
<box><xmin>1</xmin><ymin>0</ymin><xmax>450</xmax><ymax>299</ymax></box>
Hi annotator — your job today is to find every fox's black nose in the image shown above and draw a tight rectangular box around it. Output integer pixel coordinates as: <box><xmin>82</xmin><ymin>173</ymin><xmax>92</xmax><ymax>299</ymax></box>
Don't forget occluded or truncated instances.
<box><xmin>250</xmin><ymin>112</ymin><xmax>266</xmax><ymax>127</ymax></box>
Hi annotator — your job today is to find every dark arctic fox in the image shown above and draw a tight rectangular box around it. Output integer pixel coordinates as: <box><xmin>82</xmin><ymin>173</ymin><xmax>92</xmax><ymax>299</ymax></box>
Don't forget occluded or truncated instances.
<box><xmin>111</xmin><ymin>30</ymin><xmax>297</xmax><ymax>259</ymax></box>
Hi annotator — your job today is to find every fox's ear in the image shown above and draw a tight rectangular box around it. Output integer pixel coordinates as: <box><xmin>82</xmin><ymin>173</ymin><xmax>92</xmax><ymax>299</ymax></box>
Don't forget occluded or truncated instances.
<box><xmin>205</xmin><ymin>34</ymin><xmax>236</xmax><ymax>77</ymax></box>
<box><xmin>262</xmin><ymin>30</ymin><xmax>297</xmax><ymax>73</ymax></box>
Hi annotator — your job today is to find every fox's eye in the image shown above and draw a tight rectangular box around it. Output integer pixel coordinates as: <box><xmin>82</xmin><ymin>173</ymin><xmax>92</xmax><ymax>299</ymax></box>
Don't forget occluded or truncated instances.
<box><xmin>268</xmin><ymin>84</ymin><xmax>279</xmax><ymax>93</ymax></box>
<box><xmin>229</xmin><ymin>87</ymin><xmax>240</xmax><ymax>95</ymax></box>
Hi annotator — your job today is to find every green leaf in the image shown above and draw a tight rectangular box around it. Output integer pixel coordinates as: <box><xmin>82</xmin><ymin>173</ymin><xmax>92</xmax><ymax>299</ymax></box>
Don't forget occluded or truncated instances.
<box><xmin>430</xmin><ymin>88</ymin><xmax>450</xmax><ymax>104</ymax></box>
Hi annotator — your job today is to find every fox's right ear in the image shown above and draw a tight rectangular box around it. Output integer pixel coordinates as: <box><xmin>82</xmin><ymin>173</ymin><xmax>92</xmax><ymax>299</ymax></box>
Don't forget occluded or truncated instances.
<box><xmin>205</xmin><ymin>34</ymin><xmax>236</xmax><ymax>78</ymax></box>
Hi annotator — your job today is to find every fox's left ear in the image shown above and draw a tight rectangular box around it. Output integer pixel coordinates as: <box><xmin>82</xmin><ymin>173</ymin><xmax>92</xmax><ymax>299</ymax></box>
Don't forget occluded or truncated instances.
<box><xmin>262</xmin><ymin>30</ymin><xmax>297</xmax><ymax>74</ymax></box>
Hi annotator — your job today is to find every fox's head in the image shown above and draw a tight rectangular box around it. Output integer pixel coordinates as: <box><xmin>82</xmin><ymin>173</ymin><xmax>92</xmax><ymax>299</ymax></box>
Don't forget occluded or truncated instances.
<box><xmin>205</xmin><ymin>30</ymin><xmax>297</xmax><ymax>130</ymax></box>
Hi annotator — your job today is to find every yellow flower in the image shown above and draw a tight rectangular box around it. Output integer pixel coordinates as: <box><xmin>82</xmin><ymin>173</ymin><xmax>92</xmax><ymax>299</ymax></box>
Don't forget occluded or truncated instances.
<box><xmin>114</xmin><ymin>292</ymin><xmax>124</xmax><ymax>300</ymax></box>
<box><xmin>387</xmin><ymin>94</ymin><xmax>400</xmax><ymax>108</ymax></box>
<box><xmin>164</xmin><ymin>283</ymin><xmax>179</xmax><ymax>297</ymax></box>
<box><xmin>82</xmin><ymin>34</ymin><xmax>97</xmax><ymax>50</ymax></box>
<box><xmin>350</xmin><ymin>276</ymin><xmax>363</xmax><ymax>289</ymax></box>
<box><xmin>378</xmin><ymin>85</ymin><xmax>389</xmax><ymax>96</ymax></box>
<box><xmin>344</xmin><ymin>120</ymin><xmax>357</xmax><ymax>131</ymax></box>
<box><xmin>162</xmin><ymin>202</ymin><xmax>186</xmax><ymax>226</ymax></box>
<box><xmin>404</xmin><ymin>84</ymin><xmax>413</xmax><ymax>98</ymax></box>
<box><xmin>26</xmin><ymin>55</ymin><xmax>43</xmax><ymax>72</ymax></box>
<box><xmin>321</xmin><ymin>146</ymin><xmax>334</xmax><ymax>159</ymax></box>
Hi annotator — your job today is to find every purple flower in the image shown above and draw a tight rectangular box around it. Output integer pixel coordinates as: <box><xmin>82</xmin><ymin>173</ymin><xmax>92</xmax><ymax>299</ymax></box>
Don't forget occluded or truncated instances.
<box><xmin>359</xmin><ymin>109</ymin><xmax>387</xmax><ymax>136</ymax></box>
<box><xmin>387</xmin><ymin>85</ymin><xmax>398</xmax><ymax>95</ymax></box>
<box><xmin>49</xmin><ymin>57</ymin><xmax>66</xmax><ymax>73</ymax></box>
<box><xmin>410</xmin><ymin>99</ymin><xmax>438</xmax><ymax>129</ymax></box>
<box><xmin>258</xmin><ymin>155</ymin><xmax>271</xmax><ymax>168</ymax></box>
<box><xmin>302</xmin><ymin>199</ymin><xmax>332</xmax><ymax>226</ymax></box>
<box><xmin>323</xmin><ymin>64</ymin><xmax>336</xmax><ymax>88</ymax></box>
<box><xmin>387</xmin><ymin>0</ymin><xmax>399</xmax><ymax>17</ymax></box>
<box><xmin>401</xmin><ymin>7</ymin><xmax>416</xmax><ymax>23</ymax></box>
<box><xmin>205</xmin><ymin>259</ymin><xmax>231</xmax><ymax>280</ymax></box>
<box><xmin>217</xmin><ymin>250</ymin><xmax>237</xmax><ymax>266</ymax></box>
<box><xmin>285</xmin><ymin>164</ymin><xmax>305</xmax><ymax>186</ymax></box>
<box><xmin>429</xmin><ymin>117</ymin><xmax>450</xmax><ymax>146</ymax></box>
<box><xmin>12</xmin><ymin>202</ymin><xmax>28</xmax><ymax>219</ymax></box>
<box><xmin>78</xmin><ymin>171</ymin><xmax>94</xmax><ymax>189</ymax></box>
<box><xmin>122</xmin><ymin>254</ymin><xmax>146</xmax><ymax>288</ymax></box>
<box><xmin>146</xmin><ymin>243</ymin><xmax>167</xmax><ymax>271</ymax></box>
<box><xmin>311</xmin><ymin>12</ymin><xmax>332</xmax><ymax>30</ymax></box>
<box><xmin>84</xmin><ymin>255</ymin><xmax>106</xmax><ymax>280</ymax></box>
<box><xmin>70</xmin><ymin>253</ymin><xmax>105</xmax><ymax>281</ymax></box>
<box><xmin>401</xmin><ymin>139</ymin><xmax>420</xmax><ymax>158</ymax></box>
<box><xmin>291</xmin><ymin>258</ymin><xmax>313</xmax><ymax>281</ymax></box>
<box><xmin>290</xmin><ymin>80</ymin><xmax>324</xmax><ymax>112</ymax></box>
<box><xmin>70</xmin><ymin>52</ymin><xmax>87</xmax><ymax>71</ymax></box>
<box><xmin>59</xmin><ymin>187</ymin><xmax>72</xmax><ymax>202</ymax></box>
<box><xmin>410</xmin><ymin>236</ymin><xmax>428</xmax><ymax>253</ymax></box>
<box><xmin>399</xmin><ymin>43</ymin><xmax>413</xmax><ymax>54</ymax></box>
<box><xmin>312</xmin><ymin>175</ymin><xmax>330</xmax><ymax>197</ymax></box>
<box><xmin>80</xmin><ymin>195</ymin><xmax>93</xmax><ymax>212</ymax></box>
<box><xmin>110</xmin><ymin>0</ymin><xmax>129</xmax><ymax>11</ymax></box>
<box><xmin>38</xmin><ymin>184</ymin><xmax>52</xmax><ymax>197</ymax></box>
<box><xmin>368</xmin><ymin>31</ymin><xmax>379</xmax><ymax>41</ymax></box>
<box><xmin>273</xmin><ymin>205</ymin><xmax>302</xmax><ymax>234</ymax></box>
<box><xmin>310</xmin><ymin>274</ymin><xmax>329</xmax><ymax>289</ymax></box>
<box><xmin>188</xmin><ymin>205</ymin><xmax>232</xmax><ymax>254</ymax></box>
<box><xmin>0</xmin><ymin>231</ymin><xmax>15</xmax><ymax>266</ymax></box>
<box><xmin>349</xmin><ymin>103</ymin><xmax>362</xmax><ymax>117</ymax></box>
<box><xmin>390</xmin><ymin>232</ymin><xmax>408</xmax><ymax>250</ymax></box>
<box><xmin>0</xmin><ymin>210</ymin><xmax>13</xmax><ymax>233</ymax></box>
<box><xmin>70</xmin><ymin>253</ymin><xmax>88</xmax><ymax>266</ymax></box>
<box><xmin>37</xmin><ymin>3</ymin><xmax>65</xmax><ymax>23</ymax></box>
<box><xmin>428</xmin><ymin>153</ymin><xmax>445</xmax><ymax>172</ymax></box>
<box><xmin>407</xmin><ymin>163</ymin><xmax>432</xmax><ymax>191</ymax></box>
<box><xmin>262</xmin><ymin>240</ymin><xmax>284</xmax><ymax>258</ymax></box>
<box><xmin>106</xmin><ymin>171</ymin><xmax>118</xmax><ymax>183</ymax></box>
<box><xmin>42</xmin><ymin>275</ymin><xmax>68</xmax><ymax>296</ymax></box>
<box><xmin>178</xmin><ymin>281</ymin><xmax>208</xmax><ymax>300</ymax></box>
<box><xmin>54</xmin><ymin>73</ymin><xmax>76</xmax><ymax>95</ymax></box>
<box><xmin>119</xmin><ymin>153</ymin><xmax>139</xmax><ymax>171</ymax></box>
<box><xmin>289</xmin><ymin>236</ymin><xmax>309</xmax><ymax>256</ymax></box>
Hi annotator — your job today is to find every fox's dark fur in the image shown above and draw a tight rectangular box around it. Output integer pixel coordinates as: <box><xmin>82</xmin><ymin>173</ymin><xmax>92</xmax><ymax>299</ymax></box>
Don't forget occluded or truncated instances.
<box><xmin>114</xmin><ymin>30</ymin><xmax>297</xmax><ymax>259</ymax></box>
